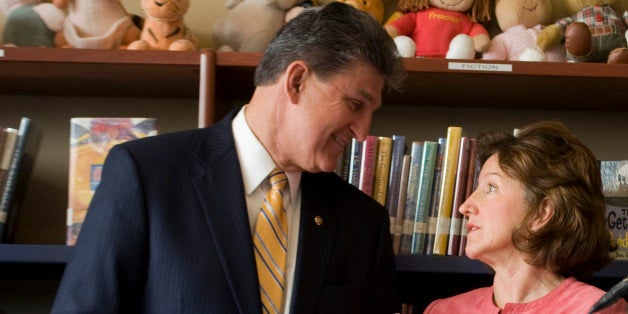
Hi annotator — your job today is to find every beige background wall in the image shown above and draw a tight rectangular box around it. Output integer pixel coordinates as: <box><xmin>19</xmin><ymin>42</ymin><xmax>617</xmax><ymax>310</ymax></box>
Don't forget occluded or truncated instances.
<box><xmin>1</xmin><ymin>0</ymin><xmax>627</xmax><ymax>49</ymax></box>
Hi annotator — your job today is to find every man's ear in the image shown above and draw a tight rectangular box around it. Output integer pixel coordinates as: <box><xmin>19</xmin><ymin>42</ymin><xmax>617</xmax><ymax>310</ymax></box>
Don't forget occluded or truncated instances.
<box><xmin>532</xmin><ymin>197</ymin><xmax>555</xmax><ymax>231</ymax></box>
<box><xmin>284</xmin><ymin>61</ymin><xmax>309</xmax><ymax>104</ymax></box>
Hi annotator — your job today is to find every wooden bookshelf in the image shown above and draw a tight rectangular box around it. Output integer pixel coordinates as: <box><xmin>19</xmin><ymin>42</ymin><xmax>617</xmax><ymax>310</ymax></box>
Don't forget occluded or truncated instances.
<box><xmin>0</xmin><ymin>47</ymin><xmax>201</xmax><ymax>98</ymax></box>
<box><xmin>1</xmin><ymin>48</ymin><xmax>627</xmax><ymax>311</ymax></box>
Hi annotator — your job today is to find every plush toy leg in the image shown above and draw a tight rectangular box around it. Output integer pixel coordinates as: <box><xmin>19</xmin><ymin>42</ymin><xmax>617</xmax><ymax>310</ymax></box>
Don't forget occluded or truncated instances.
<box><xmin>169</xmin><ymin>39</ymin><xmax>197</xmax><ymax>51</ymax></box>
<box><xmin>564</xmin><ymin>22</ymin><xmax>592</xmax><ymax>58</ymax></box>
<box><xmin>607</xmin><ymin>47</ymin><xmax>628</xmax><ymax>63</ymax></box>
<box><xmin>446</xmin><ymin>34</ymin><xmax>475</xmax><ymax>59</ymax></box>
<box><xmin>519</xmin><ymin>48</ymin><xmax>546</xmax><ymax>62</ymax></box>
<box><xmin>393</xmin><ymin>36</ymin><xmax>416</xmax><ymax>58</ymax></box>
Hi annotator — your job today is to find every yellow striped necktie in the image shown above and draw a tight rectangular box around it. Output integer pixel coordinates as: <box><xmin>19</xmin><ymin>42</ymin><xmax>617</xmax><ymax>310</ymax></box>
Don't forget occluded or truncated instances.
<box><xmin>254</xmin><ymin>168</ymin><xmax>288</xmax><ymax>313</ymax></box>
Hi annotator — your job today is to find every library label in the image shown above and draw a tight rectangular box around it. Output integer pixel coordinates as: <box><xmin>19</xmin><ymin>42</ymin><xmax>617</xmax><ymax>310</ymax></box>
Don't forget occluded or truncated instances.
<box><xmin>448</xmin><ymin>62</ymin><xmax>512</xmax><ymax>72</ymax></box>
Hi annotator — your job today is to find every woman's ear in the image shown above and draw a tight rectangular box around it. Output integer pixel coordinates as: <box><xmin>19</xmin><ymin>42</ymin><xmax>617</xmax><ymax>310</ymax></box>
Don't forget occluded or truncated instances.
<box><xmin>284</xmin><ymin>61</ymin><xmax>309</xmax><ymax>104</ymax></box>
<box><xmin>532</xmin><ymin>197</ymin><xmax>555</xmax><ymax>231</ymax></box>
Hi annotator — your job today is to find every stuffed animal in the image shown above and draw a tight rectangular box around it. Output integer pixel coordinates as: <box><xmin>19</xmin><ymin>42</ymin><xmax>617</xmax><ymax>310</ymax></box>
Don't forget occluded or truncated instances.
<box><xmin>536</xmin><ymin>0</ymin><xmax>628</xmax><ymax>63</ymax></box>
<box><xmin>54</xmin><ymin>0</ymin><xmax>140</xmax><ymax>49</ymax></box>
<box><xmin>212</xmin><ymin>0</ymin><xmax>301</xmax><ymax>52</ymax></box>
<box><xmin>127</xmin><ymin>0</ymin><xmax>197</xmax><ymax>51</ymax></box>
<box><xmin>384</xmin><ymin>0</ymin><xmax>491</xmax><ymax>59</ymax></box>
<box><xmin>1</xmin><ymin>0</ymin><xmax>65</xmax><ymax>47</ymax></box>
<box><xmin>285</xmin><ymin>0</ymin><xmax>385</xmax><ymax>24</ymax></box>
<box><xmin>482</xmin><ymin>0</ymin><xmax>565</xmax><ymax>62</ymax></box>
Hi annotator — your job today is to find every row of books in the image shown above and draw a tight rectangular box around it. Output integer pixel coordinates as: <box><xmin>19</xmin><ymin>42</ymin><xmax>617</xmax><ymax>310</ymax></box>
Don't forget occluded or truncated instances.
<box><xmin>336</xmin><ymin>128</ymin><xmax>628</xmax><ymax>260</ymax></box>
<box><xmin>0</xmin><ymin>117</ymin><xmax>41</xmax><ymax>243</ymax></box>
<box><xmin>335</xmin><ymin>126</ymin><xmax>478</xmax><ymax>256</ymax></box>
<box><xmin>66</xmin><ymin>117</ymin><xmax>158</xmax><ymax>245</ymax></box>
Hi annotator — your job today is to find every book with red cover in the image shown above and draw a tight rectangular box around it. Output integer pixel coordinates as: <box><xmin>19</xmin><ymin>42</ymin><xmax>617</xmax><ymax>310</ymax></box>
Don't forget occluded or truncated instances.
<box><xmin>446</xmin><ymin>136</ymin><xmax>470</xmax><ymax>256</ymax></box>
<box><xmin>66</xmin><ymin>117</ymin><xmax>157</xmax><ymax>246</ymax></box>
<box><xmin>459</xmin><ymin>137</ymin><xmax>478</xmax><ymax>256</ymax></box>
<box><xmin>358</xmin><ymin>135</ymin><xmax>378</xmax><ymax>197</ymax></box>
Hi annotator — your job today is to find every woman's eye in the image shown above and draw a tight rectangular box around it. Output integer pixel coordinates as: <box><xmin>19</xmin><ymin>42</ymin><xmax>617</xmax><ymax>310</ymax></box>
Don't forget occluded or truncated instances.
<box><xmin>487</xmin><ymin>184</ymin><xmax>496</xmax><ymax>193</ymax></box>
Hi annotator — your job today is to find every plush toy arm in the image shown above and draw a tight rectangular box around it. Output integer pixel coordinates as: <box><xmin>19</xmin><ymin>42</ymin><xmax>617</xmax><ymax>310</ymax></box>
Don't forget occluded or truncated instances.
<box><xmin>384</xmin><ymin>25</ymin><xmax>398</xmax><ymax>38</ymax></box>
<box><xmin>32</xmin><ymin>3</ymin><xmax>66</xmax><ymax>32</ymax></box>
<box><xmin>536</xmin><ymin>23</ymin><xmax>563</xmax><ymax>52</ymax></box>
<box><xmin>473</xmin><ymin>33</ymin><xmax>490</xmax><ymax>53</ymax></box>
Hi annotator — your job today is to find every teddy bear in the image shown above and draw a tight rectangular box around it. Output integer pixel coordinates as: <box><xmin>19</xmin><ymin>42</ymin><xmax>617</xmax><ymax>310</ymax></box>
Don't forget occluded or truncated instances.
<box><xmin>126</xmin><ymin>0</ymin><xmax>197</xmax><ymax>51</ymax></box>
<box><xmin>212</xmin><ymin>0</ymin><xmax>301</xmax><ymax>52</ymax></box>
<box><xmin>536</xmin><ymin>0</ymin><xmax>628</xmax><ymax>63</ymax></box>
<box><xmin>384</xmin><ymin>0</ymin><xmax>491</xmax><ymax>59</ymax></box>
<box><xmin>285</xmin><ymin>0</ymin><xmax>385</xmax><ymax>24</ymax></box>
<box><xmin>1</xmin><ymin>0</ymin><xmax>65</xmax><ymax>47</ymax></box>
<box><xmin>54</xmin><ymin>0</ymin><xmax>141</xmax><ymax>49</ymax></box>
<box><xmin>481</xmin><ymin>0</ymin><xmax>565</xmax><ymax>62</ymax></box>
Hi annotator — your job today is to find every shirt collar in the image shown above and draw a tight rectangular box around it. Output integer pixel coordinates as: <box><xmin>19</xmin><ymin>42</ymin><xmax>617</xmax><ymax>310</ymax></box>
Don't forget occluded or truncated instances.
<box><xmin>232</xmin><ymin>105</ymin><xmax>301</xmax><ymax>202</ymax></box>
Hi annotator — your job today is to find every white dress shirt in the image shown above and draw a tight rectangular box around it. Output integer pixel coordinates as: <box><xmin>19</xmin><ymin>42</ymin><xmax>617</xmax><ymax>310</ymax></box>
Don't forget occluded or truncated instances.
<box><xmin>232</xmin><ymin>105</ymin><xmax>302</xmax><ymax>313</ymax></box>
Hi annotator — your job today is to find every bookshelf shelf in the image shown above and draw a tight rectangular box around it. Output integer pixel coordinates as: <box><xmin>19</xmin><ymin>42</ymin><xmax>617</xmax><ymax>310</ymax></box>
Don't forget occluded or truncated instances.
<box><xmin>1</xmin><ymin>48</ymin><xmax>627</xmax><ymax>311</ymax></box>
<box><xmin>208</xmin><ymin>51</ymin><xmax>628</xmax><ymax>117</ymax></box>
<box><xmin>1</xmin><ymin>244</ymin><xmax>624</xmax><ymax>280</ymax></box>
<box><xmin>0</xmin><ymin>47</ymin><xmax>201</xmax><ymax>98</ymax></box>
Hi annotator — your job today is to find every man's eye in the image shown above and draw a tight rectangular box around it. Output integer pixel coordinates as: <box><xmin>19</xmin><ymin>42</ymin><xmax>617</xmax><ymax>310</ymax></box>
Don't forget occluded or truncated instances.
<box><xmin>349</xmin><ymin>100</ymin><xmax>362</xmax><ymax>112</ymax></box>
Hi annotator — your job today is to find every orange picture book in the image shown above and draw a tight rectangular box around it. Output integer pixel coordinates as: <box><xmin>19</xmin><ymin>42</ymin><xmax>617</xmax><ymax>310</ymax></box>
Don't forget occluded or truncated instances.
<box><xmin>66</xmin><ymin>118</ymin><xmax>157</xmax><ymax>246</ymax></box>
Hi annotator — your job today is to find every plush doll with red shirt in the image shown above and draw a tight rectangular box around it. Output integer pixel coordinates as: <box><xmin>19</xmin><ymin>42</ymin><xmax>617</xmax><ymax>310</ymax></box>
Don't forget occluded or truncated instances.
<box><xmin>384</xmin><ymin>0</ymin><xmax>491</xmax><ymax>59</ymax></box>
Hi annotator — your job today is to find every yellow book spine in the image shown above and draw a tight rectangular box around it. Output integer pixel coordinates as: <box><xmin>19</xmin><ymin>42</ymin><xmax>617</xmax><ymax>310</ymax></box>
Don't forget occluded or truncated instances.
<box><xmin>372</xmin><ymin>137</ymin><xmax>393</xmax><ymax>206</ymax></box>
<box><xmin>433</xmin><ymin>126</ymin><xmax>462</xmax><ymax>255</ymax></box>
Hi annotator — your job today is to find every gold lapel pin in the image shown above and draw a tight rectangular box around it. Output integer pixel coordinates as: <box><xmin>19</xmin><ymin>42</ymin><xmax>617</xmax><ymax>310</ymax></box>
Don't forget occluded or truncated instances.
<box><xmin>314</xmin><ymin>216</ymin><xmax>323</xmax><ymax>226</ymax></box>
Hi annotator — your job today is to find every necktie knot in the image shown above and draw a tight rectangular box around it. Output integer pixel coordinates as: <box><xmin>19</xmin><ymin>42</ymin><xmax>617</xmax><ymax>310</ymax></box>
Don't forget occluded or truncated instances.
<box><xmin>269</xmin><ymin>168</ymin><xmax>287</xmax><ymax>192</ymax></box>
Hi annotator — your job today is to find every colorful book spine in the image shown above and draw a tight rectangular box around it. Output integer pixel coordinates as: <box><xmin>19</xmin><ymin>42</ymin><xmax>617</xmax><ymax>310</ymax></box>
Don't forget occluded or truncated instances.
<box><xmin>392</xmin><ymin>155</ymin><xmax>411</xmax><ymax>254</ymax></box>
<box><xmin>335</xmin><ymin>142</ymin><xmax>351</xmax><ymax>181</ymax></box>
<box><xmin>372</xmin><ymin>136</ymin><xmax>392</xmax><ymax>206</ymax></box>
<box><xmin>358</xmin><ymin>135</ymin><xmax>378</xmax><ymax>197</ymax></box>
<box><xmin>447</xmin><ymin>136</ymin><xmax>470</xmax><ymax>256</ymax></box>
<box><xmin>0</xmin><ymin>128</ymin><xmax>18</xmax><ymax>198</ymax></box>
<box><xmin>459</xmin><ymin>137</ymin><xmax>478</xmax><ymax>256</ymax></box>
<box><xmin>67</xmin><ymin>117</ymin><xmax>157</xmax><ymax>246</ymax></box>
<box><xmin>433</xmin><ymin>126</ymin><xmax>463</xmax><ymax>255</ymax></box>
<box><xmin>410</xmin><ymin>140</ymin><xmax>437</xmax><ymax>255</ymax></box>
<box><xmin>424</xmin><ymin>138</ymin><xmax>446</xmax><ymax>255</ymax></box>
<box><xmin>600</xmin><ymin>160</ymin><xmax>628</xmax><ymax>261</ymax></box>
<box><xmin>348</xmin><ymin>138</ymin><xmax>363</xmax><ymax>188</ymax></box>
<box><xmin>385</xmin><ymin>135</ymin><xmax>406</xmax><ymax>235</ymax></box>
<box><xmin>0</xmin><ymin>117</ymin><xmax>41</xmax><ymax>243</ymax></box>
<box><xmin>399</xmin><ymin>142</ymin><xmax>423</xmax><ymax>255</ymax></box>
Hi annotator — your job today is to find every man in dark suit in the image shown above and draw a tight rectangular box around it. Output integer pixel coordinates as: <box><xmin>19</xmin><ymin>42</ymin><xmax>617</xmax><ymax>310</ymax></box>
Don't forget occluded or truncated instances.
<box><xmin>52</xmin><ymin>3</ymin><xmax>405</xmax><ymax>313</ymax></box>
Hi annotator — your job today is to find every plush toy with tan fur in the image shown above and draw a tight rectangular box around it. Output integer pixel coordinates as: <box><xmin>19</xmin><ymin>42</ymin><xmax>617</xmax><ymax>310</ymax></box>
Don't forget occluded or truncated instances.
<box><xmin>1</xmin><ymin>0</ymin><xmax>65</xmax><ymax>47</ymax></box>
<box><xmin>54</xmin><ymin>0</ymin><xmax>140</xmax><ymax>49</ymax></box>
<box><xmin>536</xmin><ymin>0</ymin><xmax>628</xmax><ymax>63</ymax></box>
<box><xmin>127</xmin><ymin>0</ymin><xmax>197</xmax><ymax>51</ymax></box>
<box><xmin>212</xmin><ymin>0</ymin><xmax>301</xmax><ymax>52</ymax></box>
<box><xmin>285</xmin><ymin>0</ymin><xmax>385</xmax><ymax>24</ymax></box>
<box><xmin>482</xmin><ymin>0</ymin><xmax>565</xmax><ymax>61</ymax></box>
<box><xmin>384</xmin><ymin>0</ymin><xmax>491</xmax><ymax>59</ymax></box>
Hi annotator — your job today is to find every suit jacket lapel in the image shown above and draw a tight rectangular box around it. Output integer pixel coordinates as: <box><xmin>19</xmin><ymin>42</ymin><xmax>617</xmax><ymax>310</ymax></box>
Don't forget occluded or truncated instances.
<box><xmin>290</xmin><ymin>172</ymin><xmax>339</xmax><ymax>314</ymax></box>
<box><xmin>192</xmin><ymin>112</ymin><xmax>261</xmax><ymax>314</ymax></box>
